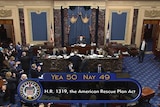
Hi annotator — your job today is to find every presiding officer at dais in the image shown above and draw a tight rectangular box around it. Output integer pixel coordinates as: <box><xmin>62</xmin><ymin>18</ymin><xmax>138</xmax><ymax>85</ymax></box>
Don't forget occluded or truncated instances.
<box><xmin>76</xmin><ymin>35</ymin><xmax>86</xmax><ymax>44</ymax></box>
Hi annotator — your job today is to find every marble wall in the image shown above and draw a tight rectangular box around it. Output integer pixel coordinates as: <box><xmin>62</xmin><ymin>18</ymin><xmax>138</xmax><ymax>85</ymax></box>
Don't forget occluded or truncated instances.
<box><xmin>54</xmin><ymin>9</ymin><xmax>62</xmax><ymax>47</ymax></box>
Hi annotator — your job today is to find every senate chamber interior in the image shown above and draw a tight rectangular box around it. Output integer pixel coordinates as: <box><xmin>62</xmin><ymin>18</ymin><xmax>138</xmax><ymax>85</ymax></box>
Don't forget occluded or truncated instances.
<box><xmin>0</xmin><ymin>0</ymin><xmax>160</xmax><ymax>107</ymax></box>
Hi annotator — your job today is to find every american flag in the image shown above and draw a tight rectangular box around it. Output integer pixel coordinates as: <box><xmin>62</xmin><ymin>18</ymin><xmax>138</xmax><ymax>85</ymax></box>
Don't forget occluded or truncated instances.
<box><xmin>50</xmin><ymin>24</ymin><xmax>54</xmax><ymax>45</ymax></box>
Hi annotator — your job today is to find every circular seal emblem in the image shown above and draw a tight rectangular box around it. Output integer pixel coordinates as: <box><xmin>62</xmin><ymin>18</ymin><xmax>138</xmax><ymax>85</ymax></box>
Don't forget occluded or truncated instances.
<box><xmin>18</xmin><ymin>80</ymin><xmax>42</xmax><ymax>102</ymax></box>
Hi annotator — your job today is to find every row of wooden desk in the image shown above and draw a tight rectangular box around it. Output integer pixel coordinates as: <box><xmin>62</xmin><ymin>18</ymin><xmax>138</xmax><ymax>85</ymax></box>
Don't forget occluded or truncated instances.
<box><xmin>39</xmin><ymin>57</ymin><xmax>122</xmax><ymax>73</ymax></box>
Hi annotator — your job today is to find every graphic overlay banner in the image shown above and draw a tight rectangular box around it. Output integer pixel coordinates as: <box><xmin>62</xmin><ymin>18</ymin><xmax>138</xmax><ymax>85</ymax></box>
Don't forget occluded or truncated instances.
<box><xmin>17</xmin><ymin>73</ymin><xmax>141</xmax><ymax>103</ymax></box>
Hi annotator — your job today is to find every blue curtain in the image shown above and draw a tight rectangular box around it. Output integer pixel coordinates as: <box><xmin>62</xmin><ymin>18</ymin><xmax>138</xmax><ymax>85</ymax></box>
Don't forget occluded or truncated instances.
<box><xmin>111</xmin><ymin>12</ymin><xmax>127</xmax><ymax>40</ymax></box>
<box><xmin>31</xmin><ymin>12</ymin><xmax>47</xmax><ymax>41</ymax></box>
<box><xmin>68</xmin><ymin>6</ymin><xmax>91</xmax><ymax>45</ymax></box>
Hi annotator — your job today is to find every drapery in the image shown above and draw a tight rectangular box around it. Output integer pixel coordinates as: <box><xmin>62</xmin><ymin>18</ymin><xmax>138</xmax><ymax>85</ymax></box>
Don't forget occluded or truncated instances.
<box><xmin>68</xmin><ymin>6</ymin><xmax>91</xmax><ymax>45</ymax></box>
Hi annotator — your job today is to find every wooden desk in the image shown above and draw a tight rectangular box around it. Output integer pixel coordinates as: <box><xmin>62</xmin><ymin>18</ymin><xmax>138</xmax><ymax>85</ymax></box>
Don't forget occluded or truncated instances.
<box><xmin>141</xmin><ymin>87</ymin><xmax>155</xmax><ymax>100</ymax></box>
<box><xmin>66</xmin><ymin>45</ymin><xmax>96</xmax><ymax>54</ymax></box>
<box><xmin>39</xmin><ymin>57</ymin><xmax>122</xmax><ymax>72</ymax></box>
<box><xmin>139</xmin><ymin>87</ymin><xmax>155</xmax><ymax>104</ymax></box>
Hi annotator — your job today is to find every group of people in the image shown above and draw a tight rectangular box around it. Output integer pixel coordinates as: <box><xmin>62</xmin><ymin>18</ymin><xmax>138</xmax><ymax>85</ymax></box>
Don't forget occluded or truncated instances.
<box><xmin>77</xmin><ymin>35</ymin><xmax>148</xmax><ymax>63</ymax></box>
<box><xmin>0</xmin><ymin>36</ymin><xmax>147</xmax><ymax>106</ymax></box>
<box><xmin>0</xmin><ymin>41</ymin><xmax>44</xmax><ymax>106</ymax></box>
<box><xmin>67</xmin><ymin>50</ymin><xmax>104</xmax><ymax>73</ymax></box>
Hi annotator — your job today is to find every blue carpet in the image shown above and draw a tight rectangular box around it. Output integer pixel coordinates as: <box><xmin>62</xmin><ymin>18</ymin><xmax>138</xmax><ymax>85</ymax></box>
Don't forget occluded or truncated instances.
<box><xmin>12</xmin><ymin>54</ymin><xmax>160</xmax><ymax>107</ymax></box>
<box><xmin>123</xmin><ymin>53</ymin><xmax>160</xmax><ymax>107</ymax></box>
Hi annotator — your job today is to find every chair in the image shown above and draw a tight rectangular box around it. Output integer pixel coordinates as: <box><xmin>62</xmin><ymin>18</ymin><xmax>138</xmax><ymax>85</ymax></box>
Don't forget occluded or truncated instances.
<box><xmin>139</xmin><ymin>87</ymin><xmax>155</xmax><ymax>106</ymax></box>
<box><xmin>127</xmin><ymin>44</ymin><xmax>138</xmax><ymax>57</ymax></box>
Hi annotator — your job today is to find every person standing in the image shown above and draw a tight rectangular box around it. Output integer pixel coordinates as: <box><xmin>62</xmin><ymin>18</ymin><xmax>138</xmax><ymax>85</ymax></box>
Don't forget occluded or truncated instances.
<box><xmin>138</xmin><ymin>38</ymin><xmax>147</xmax><ymax>63</ymax></box>
<box><xmin>69</xmin><ymin>50</ymin><xmax>81</xmax><ymax>72</ymax></box>
<box><xmin>5</xmin><ymin>72</ymin><xmax>17</xmax><ymax>105</ymax></box>
<box><xmin>0</xmin><ymin>85</ymin><xmax>7</xmax><ymax>106</ymax></box>
<box><xmin>0</xmin><ymin>47</ymin><xmax>5</xmax><ymax>69</ymax></box>
<box><xmin>30</xmin><ymin>64</ymin><xmax>42</xmax><ymax>78</ymax></box>
<box><xmin>16</xmin><ymin>42</ymin><xmax>22</xmax><ymax>60</ymax></box>
<box><xmin>79</xmin><ymin>56</ymin><xmax>88</xmax><ymax>72</ymax></box>
<box><xmin>19</xmin><ymin>51</ymin><xmax>31</xmax><ymax>76</ymax></box>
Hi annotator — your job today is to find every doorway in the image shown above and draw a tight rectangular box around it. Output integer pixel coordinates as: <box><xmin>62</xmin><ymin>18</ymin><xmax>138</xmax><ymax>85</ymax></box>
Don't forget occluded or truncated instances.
<box><xmin>0</xmin><ymin>19</ymin><xmax>15</xmax><ymax>45</ymax></box>
<box><xmin>142</xmin><ymin>20</ymin><xmax>160</xmax><ymax>52</ymax></box>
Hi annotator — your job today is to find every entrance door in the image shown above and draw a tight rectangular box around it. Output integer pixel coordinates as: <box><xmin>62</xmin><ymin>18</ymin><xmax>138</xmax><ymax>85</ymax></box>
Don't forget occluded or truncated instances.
<box><xmin>142</xmin><ymin>20</ymin><xmax>160</xmax><ymax>52</ymax></box>
<box><xmin>0</xmin><ymin>19</ymin><xmax>15</xmax><ymax>44</ymax></box>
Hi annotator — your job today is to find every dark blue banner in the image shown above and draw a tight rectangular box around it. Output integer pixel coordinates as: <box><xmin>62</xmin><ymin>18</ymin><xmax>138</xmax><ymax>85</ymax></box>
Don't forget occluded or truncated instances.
<box><xmin>41</xmin><ymin>73</ymin><xmax>116</xmax><ymax>81</ymax></box>
<box><xmin>17</xmin><ymin>73</ymin><xmax>141</xmax><ymax>104</ymax></box>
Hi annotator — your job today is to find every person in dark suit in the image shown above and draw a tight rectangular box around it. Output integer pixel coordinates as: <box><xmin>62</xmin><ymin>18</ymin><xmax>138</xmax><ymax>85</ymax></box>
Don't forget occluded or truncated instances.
<box><xmin>69</xmin><ymin>50</ymin><xmax>81</xmax><ymax>72</ymax></box>
<box><xmin>76</xmin><ymin>35</ymin><xmax>86</xmax><ymax>44</ymax></box>
<box><xmin>0</xmin><ymin>85</ymin><xmax>7</xmax><ymax>106</ymax></box>
<box><xmin>94</xmin><ymin>63</ymin><xmax>104</xmax><ymax>73</ymax></box>
<box><xmin>5</xmin><ymin>72</ymin><xmax>17</xmax><ymax>104</ymax></box>
<box><xmin>138</xmin><ymin>38</ymin><xmax>147</xmax><ymax>63</ymax></box>
<box><xmin>30</xmin><ymin>64</ymin><xmax>42</xmax><ymax>78</ymax></box>
<box><xmin>16</xmin><ymin>42</ymin><xmax>22</xmax><ymax>60</ymax></box>
<box><xmin>66</xmin><ymin>62</ymin><xmax>75</xmax><ymax>72</ymax></box>
<box><xmin>79</xmin><ymin>56</ymin><xmax>88</xmax><ymax>72</ymax></box>
<box><xmin>19</xmin><ymin>51</ymin><xmax>31</xmax><ymax>76</ymax></box>
<box><xmin>0</xmin><ymin>47</ymin><xmax>5</xmax><ymax>69</ymax></box>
